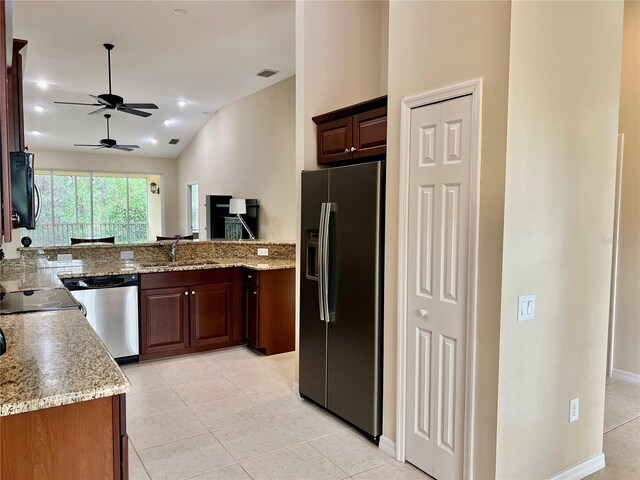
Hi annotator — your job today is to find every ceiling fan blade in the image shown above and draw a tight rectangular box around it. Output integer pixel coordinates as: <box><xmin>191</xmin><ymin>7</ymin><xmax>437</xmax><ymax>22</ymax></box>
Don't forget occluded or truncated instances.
<box><xmin>73</xmin><ymin>144</ymin><xmax>102</xmax><ymax>147</ymax></box>
<box><xmin>113</xmin><ymin>145</ymin><xmax>134</xmax><ymax>152</ymax></box>
<box><xmin>92</xmin><ymin>146</ymin><xmax>108</xmax><ymax>151</ymax></box>
<box><xmin>120</xmin><ymin>103</ymin><xmax>158</xmax><ymax>110</ymax></box>
<box><xmin>90</xmin><ymin>94</ymin><xmax>111</xmax><ymax>107</ymax></box>
<box><xmin>89</xmin><ymin>107</ymin><xmax>107</xmax><ymax>115</ymax></box>
<box><xmin>55</xmin><ymin>101</ymin><xmax>102</xmax><ymax>106</ymax></box>
<box><xmin>117</xmin><ymin>144</ymin><xmax>140</xmax><ymax>149</ymax></box>
<box><xmin>117</xmin><ymin>106</ymin><xmax>151</xmax><ymax>118</ymax></box>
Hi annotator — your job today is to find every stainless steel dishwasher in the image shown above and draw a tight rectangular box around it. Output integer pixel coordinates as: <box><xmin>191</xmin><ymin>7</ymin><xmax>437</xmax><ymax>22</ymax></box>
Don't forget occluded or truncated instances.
<box><xmin>63</xmin><ymin>274</ymin><xmax>139</xmax><ymax>364</ymax></box>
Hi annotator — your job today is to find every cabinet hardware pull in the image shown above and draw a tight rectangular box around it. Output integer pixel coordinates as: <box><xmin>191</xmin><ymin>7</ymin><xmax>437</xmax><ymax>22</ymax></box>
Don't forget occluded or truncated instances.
<box><xmin>247</xmin><ymin>275</ymin><xmax>252</xmax><ymax>278</ymax></box>
<box><xmin>191</xmin><ymin>291</ymin><xmax>195</xmax><ymax>295</ymax></box>
<box><xmin>253</xmin><ymin>291</ymin><xmax>257</xmax><ymax>295</ymax></box>
<box><xmin>350</xmin><ymin>146</ymin><xmax>356</xmax><ymax>152</ymax></box>
<box><xmin>184</xmin><ymin>292</ymin><xmax>188</xmax><ymax>296</ymax></box>
<box><xmin>344</xmin><ymin>148</ymin><xmax>349</xmax><ymax>154</ymax></box>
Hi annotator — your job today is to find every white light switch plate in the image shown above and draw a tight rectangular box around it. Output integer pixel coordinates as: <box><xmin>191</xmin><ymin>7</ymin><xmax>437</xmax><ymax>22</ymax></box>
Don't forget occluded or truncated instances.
<box><xmin>518</xmin><ymin>295</ymin><xmax>536</xmax><ymax>321</ymax></box>
<box><xmin>57</xmin><ymin>254</ymin><xmax>72</xmax><ymax>263</ymax></box>
<box><xmin>120</xmin><ymin>250</ymin><xmax>134</xmax><ymax>260</ymax></box>
<box><xmin>257</xmin><ymin>248</ymin><xmax>269</xmax><ymax>256</ymax></box>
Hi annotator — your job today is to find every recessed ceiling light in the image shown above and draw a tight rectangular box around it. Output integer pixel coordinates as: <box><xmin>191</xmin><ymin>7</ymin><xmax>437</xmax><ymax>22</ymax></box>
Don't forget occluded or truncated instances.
<box><xmin>149</xmin><ymin>138</ymin><xmax>158</xmax><ymax>145</ymax></box>
<box><xmin>173</xmin><ymin>9</ymin><xmax>188</xmax><ymax>15</ymax></box>
<box><xmin>33</xmin><ymin>105</ymin><xmax>45</xmax><ymax>113</ymax></box>
<box><xmin>163</xmin><ymin>119</ymin><xmax>171</xmax><ymax>126</ymax></box>
<box><xmin>32</xmin><ymin>130</ymin><xmax>42</xmax><ymax>136</ymax></box>
<box><xmin>178</xmin><ymin>101</ymin><xmax>187</xmax><ymax>107</ymax></box>
<box><xmin>37</xmin><ymin>81</ymin><xmax>48</xmax><ymax>90</ymax></box>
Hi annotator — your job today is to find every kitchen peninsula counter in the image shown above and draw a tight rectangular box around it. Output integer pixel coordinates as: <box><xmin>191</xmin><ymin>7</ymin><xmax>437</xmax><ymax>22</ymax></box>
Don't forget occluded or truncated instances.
<box><xmin>0</xmin><ymin>309</ymin><xmax>130</xmax><ymax>416</ymax></box>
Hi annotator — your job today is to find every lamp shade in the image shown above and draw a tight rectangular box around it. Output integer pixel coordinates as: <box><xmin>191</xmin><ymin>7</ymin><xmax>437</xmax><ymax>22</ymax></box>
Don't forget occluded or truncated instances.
<box><xmin>229</xmin><ymin>198</ymin><xmax>247</xmax><ymax>215</ymax></box>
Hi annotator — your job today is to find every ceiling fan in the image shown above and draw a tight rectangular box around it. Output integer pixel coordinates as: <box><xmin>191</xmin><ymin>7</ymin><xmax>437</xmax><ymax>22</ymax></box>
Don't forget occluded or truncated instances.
<box><xmin>55</xmin><ymin>43</ymin><xmax>159</xmax><ymax>118</ymax></box>
<box><xmin>73</xmin><ymin>114</ymin><xmax>140</xmax><ymax>152</ymax></box>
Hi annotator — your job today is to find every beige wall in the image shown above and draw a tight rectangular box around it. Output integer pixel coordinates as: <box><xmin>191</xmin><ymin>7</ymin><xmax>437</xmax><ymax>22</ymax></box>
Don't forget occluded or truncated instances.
<box><xmin>297</xmin><ymin>0</ymin><xmax>386</xmax><ymax>172</ymax></box>
<box><xmin>2</xmin><ymin>149</ymin><xmax>179</xmax><ymax>258</ymax></box>
<box><xmin>613</xmin><ymin>0</ymin><xmax>640</xmax><ymax>376</ymax></box>
<box><xmin>495</xmin><ymin>2</ymin><xmax>624</xmax><ymax>478</ymax></box>
<box><xmin>386</xmin><ymin>2</ymin><xmax>511</xmax><ymax>477</ymax></box>
<box><xmin>177</xmin><ymin>76</ymin><xmax>296</xmax><ymax>242</ymax></box>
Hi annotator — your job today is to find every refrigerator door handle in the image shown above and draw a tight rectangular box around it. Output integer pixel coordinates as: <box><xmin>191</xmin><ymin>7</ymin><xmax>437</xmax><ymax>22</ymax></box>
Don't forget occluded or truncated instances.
<box><xmin>318</xmin><ymin>203</ymin><xmax>327</xmax><ymax>322</ymax></box>
<box><xmin>322</xmin><ymin>202</ymin><xmax>332</xmax><ymax>322</ymax></box>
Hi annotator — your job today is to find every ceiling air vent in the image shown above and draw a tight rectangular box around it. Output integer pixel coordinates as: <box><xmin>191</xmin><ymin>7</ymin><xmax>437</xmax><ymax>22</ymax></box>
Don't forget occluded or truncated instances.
<box><xmin>168</xmin><ymin>138</ymin><xmax>180</xmax><ymax>145</ymax></box>
<box><xmin>256</xmin><ymin>69</ymin><xmax>279</xmax><ymax>78</ymax></box>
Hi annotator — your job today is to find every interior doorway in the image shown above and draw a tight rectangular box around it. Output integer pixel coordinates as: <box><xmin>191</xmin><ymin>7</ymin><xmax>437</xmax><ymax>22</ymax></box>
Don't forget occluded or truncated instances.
<box><xmin>186</xmin><ymin>182</ymin><xmax>199</xmax><ymax>239</ymax></box>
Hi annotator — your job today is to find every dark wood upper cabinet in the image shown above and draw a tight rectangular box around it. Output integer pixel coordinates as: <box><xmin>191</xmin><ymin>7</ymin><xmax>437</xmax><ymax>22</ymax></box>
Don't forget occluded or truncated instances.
<box><xmin>0</xmin><ymin>0</ymin><xmax>11</xmax><ymax>243</ymax></box>
<box><xmin>313</xmin><ymin>96</ymin><xmax>387</xmax><ymax>166</ymax></box>
<box><xmin>353</xmin><ymin>107</ymin><xmax>387</xmax><ymax>158</ymax></box>
<box><xmin>7</xmin><ymin>38</ymin><xmax>27</xmax><ymax>153</ymax></box>
<box><xmin>317</xmin><ymin>117</ymin><xmax>353</xmax><ymax>164</ymax></box>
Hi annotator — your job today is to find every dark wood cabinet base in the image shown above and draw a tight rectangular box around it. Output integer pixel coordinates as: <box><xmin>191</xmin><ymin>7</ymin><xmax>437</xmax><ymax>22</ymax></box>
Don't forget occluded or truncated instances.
<box><xmin>0</xmin><ymin>394</ymin><xmax>128</xmax><ymax>480</ymax></box>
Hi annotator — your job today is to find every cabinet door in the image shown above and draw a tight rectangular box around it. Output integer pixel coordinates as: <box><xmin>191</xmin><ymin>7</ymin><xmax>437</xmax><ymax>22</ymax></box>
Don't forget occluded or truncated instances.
<box><xmin>353</xmin><ymin>107</ymin><xmax>387</xmax><ymax>159</ymax></box>
<box><xmin>190</xmin><ymin>283</ymin><xmax>232</xmax><ymax>347</ymax></box>
<box><xmin>317</xmin><ymin>117</ymin><xmax>353</xmax><ymax>165</ymax></box>
<box><xmin>0</xmin><ymin>1</ymin><xmax>11</xmax><ymax>243</ymax></box>
<box><xmin>244</xmin><ymin>284</ymin><xmax>259</xmax><ymax>348</ymax></box>
<box><xmin>140</xmin><ymin>287</ymin><xmax>189</xmax><ymax>356</ymax></box>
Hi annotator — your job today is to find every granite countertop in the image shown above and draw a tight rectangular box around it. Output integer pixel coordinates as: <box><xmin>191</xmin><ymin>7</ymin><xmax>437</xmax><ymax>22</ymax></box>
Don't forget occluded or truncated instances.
<box><xmin>0</xmin><ymin>257</ymin><xmax>296</xmax><ymax>292</ymax></box>
<box><xmin>0</xmin><ymin>309</ymin><xmax>131</xmax><ymax>416</ymax></box>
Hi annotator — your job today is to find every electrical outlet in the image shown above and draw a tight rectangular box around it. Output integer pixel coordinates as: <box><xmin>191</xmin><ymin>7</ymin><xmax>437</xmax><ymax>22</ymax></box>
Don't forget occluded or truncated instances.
<box><xmin>518</xmin><ymin>295</ymin><xmax>536</xmax><ymax>321</ymax></box>
<box><xmin>569</xmin><ymin>397</ymin><xmax>580</xmax><ymax>423</ymax></box>
<box><xmin>120</xmin><ymin>250</ymin><xmax>134</xmax><ymax>260</ymax></box>
<box><xmin>257</xmin><ymin>248</ymin><xmax>269</xmax><ymax>256</ymax></box>
<box><xmin>57</xmin><ymin>254</ymin><xmax>72</xmax><ymax>263</ymax></box>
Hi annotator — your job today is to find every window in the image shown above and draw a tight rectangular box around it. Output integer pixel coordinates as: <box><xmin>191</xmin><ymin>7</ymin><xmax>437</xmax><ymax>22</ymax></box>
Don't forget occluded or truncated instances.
<box><xmin>23</xmin><ymin>170</ymin><xmax>159</xmax><ymax>246</ymax></box>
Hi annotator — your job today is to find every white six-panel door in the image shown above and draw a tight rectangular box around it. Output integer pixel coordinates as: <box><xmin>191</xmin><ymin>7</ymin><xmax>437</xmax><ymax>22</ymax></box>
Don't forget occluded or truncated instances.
<box><xmin>405</xmin><ymin>95</ymin><xmax>472</xmax><ymax>479</ymax></box>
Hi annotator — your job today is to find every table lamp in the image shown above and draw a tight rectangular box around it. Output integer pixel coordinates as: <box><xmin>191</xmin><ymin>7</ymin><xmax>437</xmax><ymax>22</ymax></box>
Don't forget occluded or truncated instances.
<box><xmin>229</xmin><ymin>198</ymin><xmax>255</xmax><ymax>239</ymax></box>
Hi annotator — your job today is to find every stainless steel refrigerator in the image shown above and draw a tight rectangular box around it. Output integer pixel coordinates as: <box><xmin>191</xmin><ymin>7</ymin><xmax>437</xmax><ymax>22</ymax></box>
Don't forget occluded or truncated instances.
<box><xmin>299</xmin><ymin>160</ymin><xmax>384</xmax><ymax>443</ymax></box>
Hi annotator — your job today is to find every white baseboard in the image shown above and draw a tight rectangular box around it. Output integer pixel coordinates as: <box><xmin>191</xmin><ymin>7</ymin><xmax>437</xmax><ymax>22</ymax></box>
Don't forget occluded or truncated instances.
<box><xmin>292</xmin><ymin>382</ymin><xmax>300</xmax><ymax>396</ymax></box>
<box><xmin>612</xmin><ymin>368</ymin><xmax>640</xmax><ymax>386</ymax></box>
<box><xmin>378</xmin><ymin>435</ymin><xmax>396</xmax><ymax>459</ymax></box>
<box><xmin>547</xmin><ymin>453</ymin><xmax>605</xmax><ymax>480</ymax></box>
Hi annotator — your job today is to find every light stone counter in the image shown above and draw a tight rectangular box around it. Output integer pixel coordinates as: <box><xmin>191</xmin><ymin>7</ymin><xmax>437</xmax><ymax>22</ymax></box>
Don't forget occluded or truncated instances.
<box><xmin>0</xmin><ymin>309</ymin><xmax>131</xmax><ymax>416</ymax></box>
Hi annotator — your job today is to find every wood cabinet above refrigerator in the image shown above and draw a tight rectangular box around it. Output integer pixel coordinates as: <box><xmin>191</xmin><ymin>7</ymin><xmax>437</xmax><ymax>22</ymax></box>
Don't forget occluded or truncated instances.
<box><xmin>312</xmin><ymin>96</ymin><xmax>387</xmax><ymax>166</ymax></box>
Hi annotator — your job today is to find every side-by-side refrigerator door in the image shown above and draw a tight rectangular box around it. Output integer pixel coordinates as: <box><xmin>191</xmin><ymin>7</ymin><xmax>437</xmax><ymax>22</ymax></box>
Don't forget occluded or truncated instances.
<box><xmin>326</xmin><ymin>161</ymin><xmax>384</xmax><ymax>438</ymax></box>
<box><xmin>299</xmin><ymin>169</ymin><xmax>329</xmax><ymax>406</ymax></box>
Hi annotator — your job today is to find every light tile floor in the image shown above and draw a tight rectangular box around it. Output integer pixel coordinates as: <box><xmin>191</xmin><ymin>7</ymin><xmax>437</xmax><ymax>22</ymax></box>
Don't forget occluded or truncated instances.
<box><xmin>588</xmin><ymin>377</ymin><xmax>640</xmax><ymax>479</ymax></box>
<box><xmin>122</xmin><ymin>347</ymin><xmax>432</xmax><ymax>480</ymax></box>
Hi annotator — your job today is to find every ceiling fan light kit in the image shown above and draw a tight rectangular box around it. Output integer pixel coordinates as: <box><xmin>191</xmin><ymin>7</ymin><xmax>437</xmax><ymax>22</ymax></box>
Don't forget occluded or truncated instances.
<box><xmin>54</xmin><ymin>43</ymin><xmax>159</xmax><ymax>118</ymax></box>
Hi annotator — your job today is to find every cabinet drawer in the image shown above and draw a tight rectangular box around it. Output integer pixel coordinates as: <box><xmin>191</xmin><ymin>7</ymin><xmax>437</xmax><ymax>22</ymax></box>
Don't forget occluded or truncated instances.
<box><xmin>243</xmin><ymin>269</ymin><xmax>259</xmax><ymax>286</ymax></box>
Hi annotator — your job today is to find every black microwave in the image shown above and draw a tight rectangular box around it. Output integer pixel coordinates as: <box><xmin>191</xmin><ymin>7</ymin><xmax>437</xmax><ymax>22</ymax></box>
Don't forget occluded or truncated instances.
<box><xmin>10</xmin><ymin>151</ymin><xmax>39</xmax><ymax>229</ymax></box>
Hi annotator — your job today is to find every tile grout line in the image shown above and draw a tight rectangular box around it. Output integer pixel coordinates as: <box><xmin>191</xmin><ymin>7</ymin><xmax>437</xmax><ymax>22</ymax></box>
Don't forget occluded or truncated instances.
<box><xmin>603</xmin><ymin>413</ymin><xmax>640</xmax><ymax>435</ymax></box>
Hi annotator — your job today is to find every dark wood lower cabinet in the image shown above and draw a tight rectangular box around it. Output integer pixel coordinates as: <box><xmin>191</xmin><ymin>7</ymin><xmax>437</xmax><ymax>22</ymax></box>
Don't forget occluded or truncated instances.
<box><xmin>140</xmin><ymin>286</ymin><xmax>189</xmax><ymax>356</ymax></box>
<box><xmin>244</xmin><ymin>268</ymin><xmax>295</xmax><ymax>356</ymax></box>
<box><xmin>0</xmin><ymin>394</ymin><xmax>128</xmax><ymax>479</ymax></box>
<box><xmin>190</xmin><ymin>283</ymin><xmax>232</xmax><ymax>347</ymax></box>
<box><xmin>139</xmin><ymin>268</ymin><xmax>243</xmax><ymax>360</ymax></box>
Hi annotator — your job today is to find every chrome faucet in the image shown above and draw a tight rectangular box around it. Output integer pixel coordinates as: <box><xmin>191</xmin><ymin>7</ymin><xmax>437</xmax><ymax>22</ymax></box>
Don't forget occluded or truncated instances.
<box><xmin>159</xmin><ymin>238</ymin><xmax>181</xmax><ymax>263</ymax></box>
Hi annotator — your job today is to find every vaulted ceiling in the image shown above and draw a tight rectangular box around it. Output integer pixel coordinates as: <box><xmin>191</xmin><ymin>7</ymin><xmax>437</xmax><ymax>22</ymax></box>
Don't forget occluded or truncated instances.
<box><xmin>14</xmin><ymin>1</ymin><xmax>295</xmax><ymax>158</ymax></box>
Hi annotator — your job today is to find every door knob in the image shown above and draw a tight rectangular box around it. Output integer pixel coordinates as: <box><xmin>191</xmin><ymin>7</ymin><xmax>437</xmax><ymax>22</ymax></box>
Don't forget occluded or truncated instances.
<box><xmin>418</xmin><ymin>309</ymin><xmax>428</xmax><ymax>318</ymax></box>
